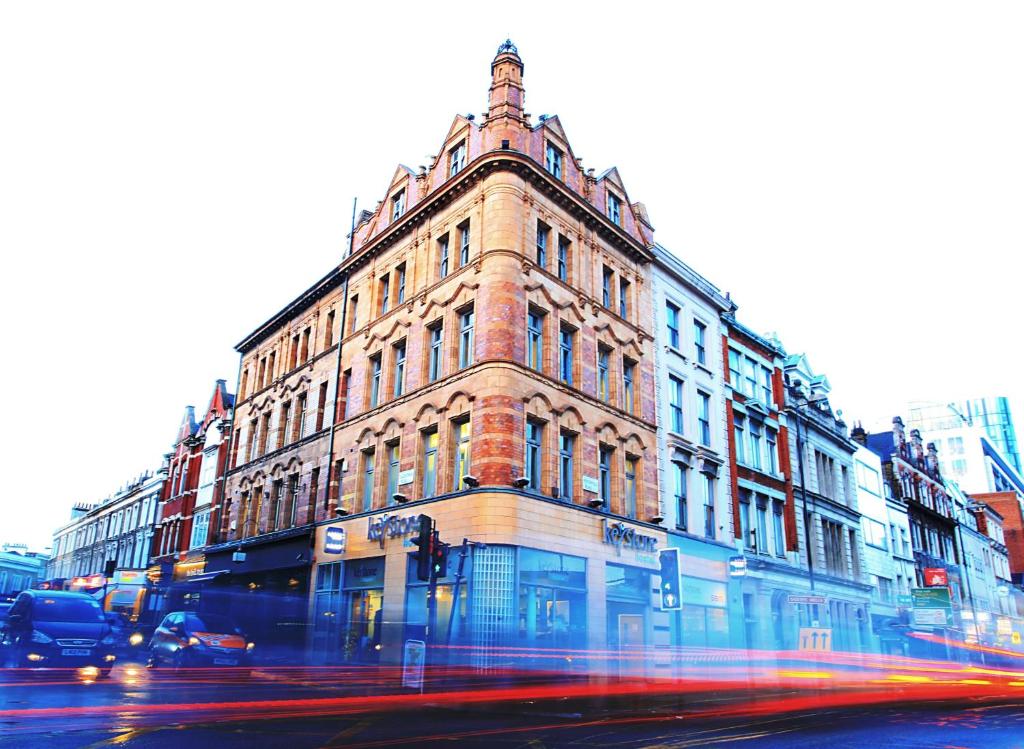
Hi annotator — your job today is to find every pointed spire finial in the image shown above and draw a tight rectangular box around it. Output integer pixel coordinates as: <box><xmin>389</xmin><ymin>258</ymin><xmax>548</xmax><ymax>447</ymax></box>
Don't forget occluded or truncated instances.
<box><xmin>496</xmin><ymin>38</ymin><xmax>518</xmax><ymax>56</ymax></box>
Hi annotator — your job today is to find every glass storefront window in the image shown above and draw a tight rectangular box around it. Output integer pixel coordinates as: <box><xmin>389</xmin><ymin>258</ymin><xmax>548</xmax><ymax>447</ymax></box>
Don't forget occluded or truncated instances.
<box><xmin>606</xmin><ymin>563</ymin><xmax>650</xmax><ymax>603</ymax></box>
<box><xmin>404</xmin><ymin>553</ymin><xmax>469</xmax><ymax>645</ymax></box>
<box><xmin>517</xmin><ymin>548</ymin><xmax>587</xmax><ymax>653</ymax></box>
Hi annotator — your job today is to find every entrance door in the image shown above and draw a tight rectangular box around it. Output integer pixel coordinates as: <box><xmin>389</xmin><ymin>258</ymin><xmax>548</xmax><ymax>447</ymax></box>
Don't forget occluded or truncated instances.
<box><xmin>344</xmin><ymin>588</ymin><xmax>383</xmax><ymax>663</ymax></box>
<box><xmin>617</xmin><ymin>613</ymin><xmax>644</xmax><ymax>676</ymax></box>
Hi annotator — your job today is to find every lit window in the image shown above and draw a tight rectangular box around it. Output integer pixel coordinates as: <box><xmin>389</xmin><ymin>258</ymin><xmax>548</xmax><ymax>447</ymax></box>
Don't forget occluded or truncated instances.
<box><xmin>449</xmin><ymin>141</ymin><xmax>466</xmax><ymax>177</ymax></box>
<box><xmin>545</xmin><ymin>142</ymin><xmax>563</xmax><ymax>179</ymax></box>
<box><xmin>422</xmin><ymin>429</ymin><xmax>439</xmax><ymax>498</ymax></box>
<box><xmin>666</xmin><ymin>301</ymin><xmax>680</xmax><ymax>348</ymax></box>
<box><xmin>453</xmin><ymin>420</ymin><xmax>471</xmax><ymax>490</ymax></box>
<box><xmin>607</xmin><ymin>193</ymin><xmax>621</xmax><ymax>225</ymax></box>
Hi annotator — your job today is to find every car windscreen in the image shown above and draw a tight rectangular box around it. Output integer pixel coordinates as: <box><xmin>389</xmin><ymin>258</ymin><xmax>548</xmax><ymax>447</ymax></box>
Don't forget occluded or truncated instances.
<box><xmin>33</xmin><ymin>597</ymin><xmax>105</xmax><ymax>623</ymax></box>
<box><xmin>184</xmin><ymin>613</ymin><xmax>240</xmax><ymax>634</ymax></box>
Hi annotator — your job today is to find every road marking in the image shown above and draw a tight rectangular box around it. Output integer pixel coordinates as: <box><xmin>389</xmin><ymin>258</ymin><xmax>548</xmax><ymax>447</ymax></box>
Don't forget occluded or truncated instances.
<box><xmin>322</xmin><ymin>717</ymin><xmax>378</xmax><ymax>747</ymax></box>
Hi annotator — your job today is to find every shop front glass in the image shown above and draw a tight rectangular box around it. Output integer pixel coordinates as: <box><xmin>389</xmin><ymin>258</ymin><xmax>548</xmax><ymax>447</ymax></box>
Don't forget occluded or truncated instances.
<box><xmin>404</xmin><ymin>553</ymin><xmax>469</xmax><ymax>648</ymax></box>
<box><xmin>679</xmin><ymin>575</ymin><xmax>729</xmax><ymax>648</ymax></box>
<box><xmin>341</xmin><ymin>557</ymin><xmax>385</xmax><ymax>663</ymax></box>
<box><xmin>606</xmin><ymin>563</ymin><xmax>650</xmax><ymax>675</ymax></box>
<box><xmin>517</xmin><ymin>548</ymin><xmax>587</xmax><ymax>657</ymax></box>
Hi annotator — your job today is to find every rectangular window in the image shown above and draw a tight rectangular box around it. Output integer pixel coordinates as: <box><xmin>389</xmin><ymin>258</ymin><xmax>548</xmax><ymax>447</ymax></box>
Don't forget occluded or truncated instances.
<box><xmin>669</xmin><ymin>375</ymin><xmax>684</xmax><ymax>433</ymax></box>
<box><xmin>290</xmin><ymin>334</ymin><xmax>300</xmax><ymax>369</ymax></box>
<box><xmin>623</xmin><ymin>359</ymin><xmax>635</xmax><ymax>413</ymax></box>
<box><xmin>559</xmin><ymin>326</ymin><xmax>574</xmax><ymax>385</ymax></box>
<box><xmin>545</xmin><ymin>141</ymin><xmax>563</xmax><ymax>179</ymax></box>
<box><xmin>279</xmin><ymin>401</ymin><xmax>291</xmax><ymax>448</ymax></box>
<box><xmin>558</xmin><ymin>431</ymin><xmax>575</xmax><ymax>500</ymax></box>
<box><xmin>557</xmin><ymin>236</ymin><xmax>569</xmax><ymax>282</ymax></box>
<box><xmin>428</xmin><ymin>322</ymin><xmax>443</xmax><ymax>383</ymax></box>
<box><xmin>453</xmin><ymin>420</ymin><xmax>471</xmax><ymax>490</ymax></box>
<box><xmin>302</xmin><ymin>328</ymin><xmax>311</xmax><ymax>362</ymax></box>
<box><xmin>698</xmin><ymin>391</ymin><xmax>711</xmax><ymax>446</ymax></box>
<box><xmin>380</xmin><ymin>274</ymin><xmax>390</xmax><ymax>315</ymax></box>
<box><xmin>422</xmin><ymin>429</ymin><xmax>439</xmax><ymax>498</ymax></box>
<box><xmin>449</xmin><ymin>141</ymin><xmax>466</xmax><ymax>177</ymax></box>
<box><xmin>766</xmin><ymin>427</ymin><xmax>778</xmax><ymax>473</ymax></box>
<box><xmin>458</xmin><ymin>307</ymin><xmax>474</xmax><ymax>369</ymax></box>
<box><xmin>728</xmin><ymin>349</ymin><xmax>742</xmax><ymax>388</ymax></box>
<box><xmin>362</xmin><ymin>449</ymin><xmax>376</xmax><ymax>512</ymax></box>
<box><xmin>525</xmin><ymin>420</ymin><xmax>543</xmax><ymax>491</ymax></box>
<box><xmin>536</xmin><ymin>221</ymin><xmax>548</xmax><ymax>268</ymax></box>
<box><xmin>369</xmin><ymin>353</ymin><xmax>382</xmax><ymax>408</ymax></box>
<box><xmin>760</xmin><ymin>366</ymin><xmax>772</xmax><ymax>405</ymax></box>
<box><xmin>438</xmin><ymin>234</ymin><xmax>450</xmax><ymax>279</ymax></box>
<box><xmin>386</xmin><ymin>443</ymin><xmax>401</xmax><ymax>506</ymax></box>
<box><xmin>703</xmin><ymin>476</ymin><xmax>715</xmax><ymax>539</ymax></box>
<box><xmin>744</xmin><ymin>357</ymin><xmax>757</xmax><ymax>398</ymax></box>
<box><xmin>392</xmin><ymin>340</ymin><xmax>406</xmax><ymax>398</ymax></box>
<box><xmin>666</xmin><ymin>301</ymin><xmax>680</xmax><ymax>348</ymax></box>
<box><xmin>340</xmin><ymin>369</ymin><xmax>352</xmax><ymax>419</ymax></box>
<box><xmin>624</xmin><ymin>457</ymin><xmax>638</xmax><ymax>519</ymax></box>
<box><xmin>733</xmin><ymin>414</ymin><xmax>747</xmax><ymax>464</ymax></box>
<box><xmin>297</xmin><ymin>393</ymin><xmax>308</xmax><ymax>440</ymax></box>
<box><xmin>527</xmin><ymin>310</ymin><xmax>544</xmax><ymax>372</ymax></box>
<box><xmin>459</xmin><ymin>222</ymin><xmax>470</xmax><ymax>266</ymax></box>
<box><xmin>597</xmin><ymin>346</ymin><xmax>611</xmax><ymax>403</ymax></box>
<box><xmin>739</xmin><ymin>490</ymin><xmax>752</xmax><ymax>549</ymax></box>
<box><xmin>773</xmin><ymin>501</ymin><xmax>786</xmax><ymax>555</ymax></box>
<box><xmin>316</xmin><ymin>381</ymin><xmax>328</xmax><ymax>431</ymax></box>
<box><xmin>349</xmin><ymin>295</ymin><xmax>359</xmax><ymax>333</ymax></box>
<box><xmin>607</xmin><ymin>193</ymin><xmax>621</xmax><ymax>225</ymax></box>
<box><xmin>324</xmin><ymin>310</ymin><xmax>335</xmax><ymax>348</ymax></box>
<box><xmin>673</xmin><ymin>462</ymin><xmax>687</xmax><ymax>531</ymax></box>
<box><xmin>749</xmin><ymin>420</ymin><xmax>763</xmax><ymax>470</ymax></box>
<box><xmin>391</xmin><ymin>189</ymin><xmax>405</xmax><ymax>222</ymax></box>
<box><xmin>599</xmin><ymin>446</ymin><xmax>613</xmax><ymax>505</ymax></box>
<box><xmin>693</xmin><ymin>320</ymin><xmax>706</xmax><ymax>365</ymax></box>
<box><xmin>756</xmin><ymin>499</ymin><xmax>768</xmax><ymax>553</ymax></box>
<box><xmin>602</xmin><ymin>266</ymin><xmax>613</xmax><ymax>307</ymax></box>
<box><xmin>396</xmin><ymin>264</ymin><xmax>406</xmax><ymax>304</ymax></box>
<box><xmin>619</xmin><ymin>278</ymin><xmax>629</xmax><ymax>318</ymax></box>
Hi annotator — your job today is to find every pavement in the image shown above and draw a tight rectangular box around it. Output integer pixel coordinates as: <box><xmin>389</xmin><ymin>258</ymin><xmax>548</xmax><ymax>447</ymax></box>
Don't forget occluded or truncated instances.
<box><xmin>3</xmin><ymin>660</ymin><xmax>1024</xmax><ymax>748</ymax></box>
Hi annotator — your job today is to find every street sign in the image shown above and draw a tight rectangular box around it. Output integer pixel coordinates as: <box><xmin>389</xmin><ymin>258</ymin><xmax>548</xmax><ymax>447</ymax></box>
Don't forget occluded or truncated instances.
<box><xmin>788</xmin><ymin>595</ymin><xmax>827</xmax><ymax>605</ymax></box>
<box><xmin>1012</xmin><ymin>632</ymin><xmax>1022</xmax><ymax>645</ymax></box>
<box><xmin>324</xmin><ymin>527</ymin><xmax>347</xmax><ymax>555</ymax></box>
<box><xmin>896</xmin><ymin>594</ymin><xmax>913</xmax><ymax>607</ymax></box>
<box><xmin>798</xmin><ymin>627</ymin><xmax>833</xmax><ymax>652</ymax></box>
<box><xmin>913</xmin><ymin>608</ymin><xmax>952</xmax><ymax>627</ymax></box>
<box><xmin>401</xmin><ymin>639</ymin><xmax>426</xmax><ymax>690</ymax></box>
<box><xmin>911</xmin><ymin>587</ymin><xmax>953</xmax><ymax>627</ymax></box>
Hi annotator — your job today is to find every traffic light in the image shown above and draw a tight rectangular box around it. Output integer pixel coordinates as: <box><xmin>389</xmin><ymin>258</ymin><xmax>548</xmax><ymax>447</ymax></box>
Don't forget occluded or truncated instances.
<box><xmin>658</xmin><ymin>548</ymin><xmax>681</xmax><ymax>611</ymax></box>
<box><xmin>415</xmin><ymin>515</ymin><xmax>434</xmax><ymax>582</ymax></box>
<box><xmin>430</xmin><ymin>532</ymin><xmax>449</xmax><ymax>580</ymax></box>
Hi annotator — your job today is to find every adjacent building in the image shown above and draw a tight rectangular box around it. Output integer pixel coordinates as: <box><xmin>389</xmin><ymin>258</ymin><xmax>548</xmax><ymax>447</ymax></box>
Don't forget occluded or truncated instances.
<box><xmin>0</xmin><ymin>544</ymin><xmax>48</xmax><ymax>597</ymax></box>
<box><xmin>908</xmin><ymin>397</ymin><xmax>1021</xmax><ymax>474</ymax></box>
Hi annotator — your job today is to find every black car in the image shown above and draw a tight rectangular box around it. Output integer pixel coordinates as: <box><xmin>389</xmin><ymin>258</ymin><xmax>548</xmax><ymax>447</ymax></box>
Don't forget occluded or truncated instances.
<box><xmin>2</xmin><ymin>590</ymin><xmax>117</xmax><ymax>676</ymax></box>
<box><xmin>149</xmin><ymin>611</ymin><xmax>254</xmax><ymax>670</ymax></box>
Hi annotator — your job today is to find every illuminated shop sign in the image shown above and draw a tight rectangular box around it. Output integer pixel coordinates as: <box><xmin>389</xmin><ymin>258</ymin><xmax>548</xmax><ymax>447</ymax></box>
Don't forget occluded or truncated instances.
<box><xmin>367</xmin><ymin>513</ymin><xmax>425</xmax><ymax>549</ymax></box>
<box><xmin>602</xmin><ymin>519</ymin><xmax>658</xmax><ymax>555</ymax></box>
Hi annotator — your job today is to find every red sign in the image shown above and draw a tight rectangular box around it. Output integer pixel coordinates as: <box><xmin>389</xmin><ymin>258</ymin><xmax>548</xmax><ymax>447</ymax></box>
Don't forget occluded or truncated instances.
<box><xmin>924</xmin><ymin>568</ymin><xmax>949</xmax><ymax>587</ymax></box>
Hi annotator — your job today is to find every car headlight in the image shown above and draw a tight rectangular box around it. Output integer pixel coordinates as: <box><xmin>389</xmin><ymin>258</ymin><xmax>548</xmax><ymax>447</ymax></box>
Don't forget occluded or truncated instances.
<box><xmin>187</xmin><ymin>636</ymin><xmax>201</xmax><ymax>647</ymax></box>
<box><xmin>129</xmin><ymin>632</ymin><xmax>144</xmax><ymax>646</ymax></box>
<box><xmin>30</xmin><ymin>630</ymin><xmax>53</xmax><ymax>644</ymax></box>
<box><xmin>246</xmin><ymin>642</ymin><xmax>255</xmax><ymax>651</ymax></box>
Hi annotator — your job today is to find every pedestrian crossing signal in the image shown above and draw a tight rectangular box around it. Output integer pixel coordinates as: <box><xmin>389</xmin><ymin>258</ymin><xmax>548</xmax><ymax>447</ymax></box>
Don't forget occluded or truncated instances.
<box><xmin>658</xmin><ymin>548</ymin><xmax>681</xmax><ymax>611</ymax></box>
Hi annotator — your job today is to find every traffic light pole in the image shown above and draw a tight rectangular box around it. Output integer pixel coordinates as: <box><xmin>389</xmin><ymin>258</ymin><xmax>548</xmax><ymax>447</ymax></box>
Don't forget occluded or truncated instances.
<box><xmin>445</xmin><ymin>538</ymin><xmax>470</xmax><ymax>651</ymax></box>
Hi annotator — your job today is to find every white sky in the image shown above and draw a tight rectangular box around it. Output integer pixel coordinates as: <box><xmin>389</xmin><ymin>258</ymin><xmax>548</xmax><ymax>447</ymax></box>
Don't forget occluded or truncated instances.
<box><xmin>2</xmin><ymin>2</ymin><xmax>1022</xmax><ymax>552</ymax></box>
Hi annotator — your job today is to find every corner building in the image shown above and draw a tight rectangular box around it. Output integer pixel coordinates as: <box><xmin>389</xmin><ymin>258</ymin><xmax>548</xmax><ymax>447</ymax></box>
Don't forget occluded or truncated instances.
<box><xmin>312</xmin><ymin>42</ymin><xmax>665</xmax><ymax>670</ymax></box>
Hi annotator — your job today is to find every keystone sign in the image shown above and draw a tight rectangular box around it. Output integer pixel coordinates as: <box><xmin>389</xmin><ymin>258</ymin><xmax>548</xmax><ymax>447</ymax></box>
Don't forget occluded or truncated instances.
<box><xmin>368</xmin><ymin>513</ymin><xmax>425</xmax><ymax>549</ymax></box>
<box><xmin>602</xmin><ymin>519</ymin><xmax>658</xmax><ymax>555</ymax></box>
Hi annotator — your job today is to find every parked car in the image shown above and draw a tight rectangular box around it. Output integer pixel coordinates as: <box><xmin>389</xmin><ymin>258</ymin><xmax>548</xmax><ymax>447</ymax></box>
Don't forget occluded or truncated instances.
<box><xmin>148</xmin><ymin>611</ymin><xmax>254</xmax><ymax>671</ymax></box>
<box><xmin>1</xmin><ymin>590</ymin><xmax>116</xmax><ymax>676</ymax></box>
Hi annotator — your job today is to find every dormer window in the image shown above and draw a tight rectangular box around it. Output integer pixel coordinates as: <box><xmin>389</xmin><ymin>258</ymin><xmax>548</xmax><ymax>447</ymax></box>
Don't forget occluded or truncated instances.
<box><xmin>607</xmin><ymin>193</ymin><xmax>622</xmax><ymax>226</ymax></box>
<box><xmin>391</xmin><ymin>189</ymin><xmax>405</xmax><ymax>223</ymax></box>
<box><xmin>545</xmin><ymin>141</ymin><xmax>563</xmax><ymax>179</ymax></box>
<box><xmin>449</xmin><ymin>141</ymin><xmax>466</xmax><ymax>177</ymax></box>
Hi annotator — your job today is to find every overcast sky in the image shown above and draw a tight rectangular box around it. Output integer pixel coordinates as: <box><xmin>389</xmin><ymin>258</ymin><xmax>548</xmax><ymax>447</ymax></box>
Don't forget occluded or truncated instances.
<box><xmin>2</xmin><ymin>2</ymin><xmax>1022</xmax><ymax>552</ymax></box>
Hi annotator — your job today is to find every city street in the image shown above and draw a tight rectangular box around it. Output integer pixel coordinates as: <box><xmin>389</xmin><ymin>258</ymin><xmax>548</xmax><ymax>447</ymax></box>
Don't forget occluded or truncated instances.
<box><xmin>4</xmin><ymin>661</ymin><xmax>1024</xmax><ymax>748</ymax></box>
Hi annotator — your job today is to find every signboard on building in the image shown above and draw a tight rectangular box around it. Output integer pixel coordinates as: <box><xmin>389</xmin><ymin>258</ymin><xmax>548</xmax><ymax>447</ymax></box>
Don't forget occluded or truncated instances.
<box><xmin>367</xmin><ymin>513</ymin><xmax>424</xmax><ymax>549</ymax></box>
<box><xmin>924</xmin><ymin>568</ymin><xmax>949</xmax><ymax>587</ymax></box>
<box><xmin>911</xmin><ymin>587</ymin><xmax>954</xmax><ymax>627</ymax></box>
<box><xmin>680</xmin><ymin>576</ymin><xmax>727</xmax><ymax>608</ymax></box>
<box><xmin>324</xmin><ymin>527</ymin><xmax>347</xmax><ymax>555</ymax></box>
<box><xmin>798</xmin><ymin>628</ymin><xmax>832</xmax><ymax>651</ymax></box>
<box><xmin>582</xmin><ymin>475</ymin><xmax>600</xmax><ymax>494</ymax></box>
<box><xmin>113</xmin><ymin>569</ymin><xmax>146</xmax><ymax>586</ymax></box>
<box><xmin>397</xmin><ymin>469</ymin><xmax>415</xmax><ymax>486</ymax></box>
<box><xmin>601</xmin><ymin>520</ymin><xmax>658</xmax><ymax>556</ymax></box>
<box><xmin>728</xmin><ymin>556</ymin><xmax>746</xmax><ymax>577</ymax></box>
<box><xmin>788</xmin><ymin>594</ymin><xmax>827</xmax><ymax>605</ymax></box>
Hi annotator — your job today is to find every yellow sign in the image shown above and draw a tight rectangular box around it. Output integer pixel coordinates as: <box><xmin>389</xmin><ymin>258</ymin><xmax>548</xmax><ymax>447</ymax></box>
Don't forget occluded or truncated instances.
<box><xmin>798</xmin><ymin>627</ymin><xmax>833</xmax><ymax>652</ymax></box>
<box><xmin>1012</xmin><ymin>632</ymin><xmax>1021</xmax><ymax>645</ymax></box>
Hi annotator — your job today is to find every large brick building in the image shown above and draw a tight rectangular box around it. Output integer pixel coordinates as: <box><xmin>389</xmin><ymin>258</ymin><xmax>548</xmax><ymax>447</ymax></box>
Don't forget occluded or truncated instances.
<box><xmin>307</xmin><ymin>41</ymin><xmax>666</xmax><ymax>668</ymax></box>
